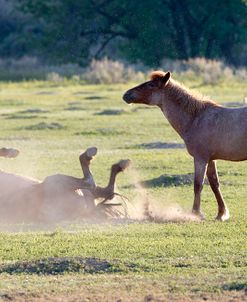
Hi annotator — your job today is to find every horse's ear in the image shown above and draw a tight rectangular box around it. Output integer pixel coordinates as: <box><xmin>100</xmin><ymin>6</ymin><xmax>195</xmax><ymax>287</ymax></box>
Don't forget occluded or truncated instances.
<box><xmin>162</xmin><ymin>71</ymin><xmax>171</xmax><ymax>86</ymax></box>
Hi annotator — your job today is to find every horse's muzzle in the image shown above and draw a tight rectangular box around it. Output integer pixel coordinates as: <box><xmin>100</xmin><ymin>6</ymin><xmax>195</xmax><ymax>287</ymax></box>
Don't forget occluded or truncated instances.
<box><xmin>123</xmin><ymin>91</ymin><xmax>133</xmax><ymax>104</ymax></box>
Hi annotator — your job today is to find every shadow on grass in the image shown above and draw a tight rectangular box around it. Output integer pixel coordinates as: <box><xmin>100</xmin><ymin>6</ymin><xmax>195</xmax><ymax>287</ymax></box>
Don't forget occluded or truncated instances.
<box><xmin>136</xmin><ymin>141</ymin><xmax>185</xmax><ymax>149</ymax></box>
<box><xmin>4</xmin><ymin>114</ymin><xmax>40</xmax><ymax>120</ymax></box>
<box><xmin>3</xmin><ymin>108</ymin><xmax>49</xmax><ymax>120</ymax></box>
<box><xmin>123</xmin><ymin>173</ymin><xmax>195</xmax><ymax>189</ymax></box>
<box><xmin>222</xmin><ymin>282</ymin><xmax>247</xmax><ymax>293</ymax></box>
<box><xmin>65</xmin><ymin>106</ymin><xmax>85</xmax><ymax>111</ymax></box>
<box><xmin>19</xmin><ymin>108</ymin><xmax>49</xmax><ymax>114</ymax></box>
<box><xmin>22</xmin><ymin>122</ymin><xmax>64</xmax><ymax>130</ymax></box>
<box><xmin>0</xmin><ymin>257</ymin><xmax>122</xmax><ymax>275</ymax></box>
<box><xmin>95</xmin><ymin>109</ymin><xmax>129</xmax><ymax>116</ymax></box>
<box><xmin>75</xmin><ymin>128</ymin><xmax>126</xmax><ymax>136</ymax></box>
<box><xmin>143</xmin><ymin>173</ymin><xmax>194</xmax><ymax>187</ymax></box>
<box><xmin>84</xmin><ymin>96</ymin><xmax>104</xmax><ymax>100</ymax></box>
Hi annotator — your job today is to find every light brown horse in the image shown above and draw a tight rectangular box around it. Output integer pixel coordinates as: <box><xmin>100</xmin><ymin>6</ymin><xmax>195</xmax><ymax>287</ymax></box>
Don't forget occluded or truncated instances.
<box><xmin>123</xmin><ymin>71</ymin><xmax>247</xmax><ymax>221</ymax></box>
<box><xmin>0</xmin><ymin>147</ymin><xmax>130</xmax><ymax>223</ymax></box>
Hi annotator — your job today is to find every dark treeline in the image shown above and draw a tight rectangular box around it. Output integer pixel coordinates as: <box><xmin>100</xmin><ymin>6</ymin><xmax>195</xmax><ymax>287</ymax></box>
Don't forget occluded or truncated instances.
<box><xmin>1</xmin><ymin>0</ymin><xmax>247</xmax><ymax>67</ymax></box>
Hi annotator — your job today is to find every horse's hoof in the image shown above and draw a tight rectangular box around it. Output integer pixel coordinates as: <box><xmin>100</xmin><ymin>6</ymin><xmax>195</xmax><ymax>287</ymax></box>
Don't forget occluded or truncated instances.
<box><xmin>216</xmin><ymin>209</ymin><xmax>230</xmax><ymax>222</ymax></box>
<box><xmin>192</xmin><ymin>210</ymin><xmax>205</xmax><ymax>220</ymax></box>
<box><xmin>118</xmin><ymin>159</ymin><xmax>131</xmax><ymax>171</ymax></box>
<box><xmin>85</xmin><ymin>147</ymin><xmax>97</xmax><ymax>158</ymax></box>
<box><xmin>80</xmin><ymin>147</ymin><xmax>98</xmax><ymax>163</ymax></box>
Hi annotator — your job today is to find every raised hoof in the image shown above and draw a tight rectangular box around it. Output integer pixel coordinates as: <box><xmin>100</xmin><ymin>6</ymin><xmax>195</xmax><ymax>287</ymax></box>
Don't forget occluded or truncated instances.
<box><xmin>215</xmin><ymin>209</ymin><xmax>230</xmax><ymax>222</ymax></box>
<box><xmin>80</xmin><ymin>147</ymin><xmax>98</xmax><ymax>163</ymax></box>
<box><xmin>85</xmin><ymin>147</ymin><xmax>97</xmax><ymax>158</ymax></box>
<box><xmin>192</xmin><ymin>210</ymin><xmax>205</xmax><ymax>220</ymax></box>
<box><xmin>118</xmin><ymin>159</ymin><xmax>131</xmax><ymax>171</ymax></box>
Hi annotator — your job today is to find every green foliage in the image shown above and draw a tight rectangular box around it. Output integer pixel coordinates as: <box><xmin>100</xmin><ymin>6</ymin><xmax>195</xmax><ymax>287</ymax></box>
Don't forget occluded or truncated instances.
<box><xmin>0</xmin><ymin>0</ymin><xmax>246</xmax><ymax>66</ymax></box>
<box><xmin>0</xmin><ymin>0</ymin><xmax>29</xmax><ymax>58</ymax></box>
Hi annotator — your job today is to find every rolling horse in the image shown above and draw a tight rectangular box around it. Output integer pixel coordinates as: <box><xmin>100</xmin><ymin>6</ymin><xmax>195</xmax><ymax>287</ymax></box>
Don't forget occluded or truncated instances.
<box><xmin>0</xmin><ymin>147</ymin><xmax>130</xmax><ymax>223</ymax></box>
<box><xmin>123</xmin><ymin>71</ymin><xmax>247</xmax><ymax>221</ymax></box>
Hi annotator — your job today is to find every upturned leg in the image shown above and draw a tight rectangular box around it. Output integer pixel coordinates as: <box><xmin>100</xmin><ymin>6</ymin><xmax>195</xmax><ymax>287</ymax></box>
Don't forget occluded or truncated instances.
<box><xmin>94</xmin><ymin>159</ymin><xmax>131</xmax><ymax>199</ymax></box>
<box><xmin>79</xmin><ymin>147</ymin><xmax>97</xmax><ymax>190</ymax></box>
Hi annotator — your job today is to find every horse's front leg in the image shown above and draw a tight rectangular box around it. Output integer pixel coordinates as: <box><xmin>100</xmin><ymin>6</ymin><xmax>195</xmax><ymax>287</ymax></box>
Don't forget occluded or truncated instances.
<box><xmin>94</xmin><ymin>159</ymin><xmax>131</xmax><ymax>199</ymax></box>
<box><xmin>206</xmin><ymin>160</ymin><xmax>229</xmax><ymax>221</ymax></box>
<box><xmin>192</xmin><ymin>158</ymin><xmax>208</xmax><ymax>219</ymax></box>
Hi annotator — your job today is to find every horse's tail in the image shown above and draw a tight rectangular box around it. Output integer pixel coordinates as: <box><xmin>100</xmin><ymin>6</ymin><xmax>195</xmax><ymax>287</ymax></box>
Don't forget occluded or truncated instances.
<box><xmin>0</xmin><ymin>148</ymin><xmax>19</xmax><ymax>158</ymax></box>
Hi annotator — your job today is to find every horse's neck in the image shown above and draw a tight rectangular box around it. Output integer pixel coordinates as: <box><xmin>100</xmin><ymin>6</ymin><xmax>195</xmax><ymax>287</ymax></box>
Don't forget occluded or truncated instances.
<box><xmin>159</xmin><ymin>92</ymin><xmax>194</xmax><ymax>139</ymax></box>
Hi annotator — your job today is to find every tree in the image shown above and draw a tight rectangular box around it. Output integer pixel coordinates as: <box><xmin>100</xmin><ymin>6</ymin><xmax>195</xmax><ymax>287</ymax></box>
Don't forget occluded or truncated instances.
<box><xmin>0</xmin><ymin>0</ymin><xmax>30</xmax><ymax>58</ymax></box>
<box><xmin>1</xmin><ymin>0</ymin><xmax>246</xmax><ymax>66</ymax></box>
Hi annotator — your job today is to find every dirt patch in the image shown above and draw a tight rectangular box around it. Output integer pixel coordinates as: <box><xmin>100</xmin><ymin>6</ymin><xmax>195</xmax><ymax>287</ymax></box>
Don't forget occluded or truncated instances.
<box><xmin>1</xmin><ymin>290</ymin><xmax>246</xmax><ymax>302</ymax></box>
<box><xmin>126</xmin><ymin>168</ymin><xmax>200</xmax><ymax>223</ymax></box>
<box><xmin>130</xmin><ymin>200</ymin><xmax>200</xmax><ymax>223</ymax></box>
<box><xmin>0</xmin><ymin>257</ymin><xmax>120</xmax><ymax>275</ymax></box>
<box><xmin>137</xmin><ymin>142</ymin><xmax>185</xmax><ymax>149</ymax></box>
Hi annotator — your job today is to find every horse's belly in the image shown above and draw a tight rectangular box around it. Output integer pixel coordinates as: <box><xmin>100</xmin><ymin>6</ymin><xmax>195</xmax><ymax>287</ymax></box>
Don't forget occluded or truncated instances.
<box><xmin>212</xmin><ymin>137</ymin><xmax>247</xmax><ymax>161</ymax></box>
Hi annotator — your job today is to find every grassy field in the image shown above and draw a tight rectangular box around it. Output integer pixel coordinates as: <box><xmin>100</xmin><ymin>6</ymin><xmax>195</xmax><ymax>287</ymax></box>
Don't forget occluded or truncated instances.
<box><xmin>0</xmin><ymin>77</ymin><xmax>246</xmax><ymax>301</ymax></box>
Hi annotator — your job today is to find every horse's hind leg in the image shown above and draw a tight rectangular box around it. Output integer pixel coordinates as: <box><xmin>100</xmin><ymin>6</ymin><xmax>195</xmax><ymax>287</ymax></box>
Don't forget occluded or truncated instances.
<box><xmin>206</xmin><ymin>160</ymin><xmax>229</xmax><ymax>221</ymax></box>
<box><xmin>79</xmin><ymin>147</ymin><xmax>98</xmax><ymax>189</ymax></box>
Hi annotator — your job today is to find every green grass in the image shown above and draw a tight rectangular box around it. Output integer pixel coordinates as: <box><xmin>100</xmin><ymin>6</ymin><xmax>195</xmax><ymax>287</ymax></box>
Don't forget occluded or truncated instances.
<box><xmin>0</xmin><ymin>78</ymin><xmax>246</xmax><ymax>301</ymax></box>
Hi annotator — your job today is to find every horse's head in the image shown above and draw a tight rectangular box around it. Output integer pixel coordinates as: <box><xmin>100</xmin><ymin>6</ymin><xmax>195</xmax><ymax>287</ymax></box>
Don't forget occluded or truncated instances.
<box><xmin>123</xmin><ymin>71</ymin><xmax>171</xmax><ymax>106</ymax></box>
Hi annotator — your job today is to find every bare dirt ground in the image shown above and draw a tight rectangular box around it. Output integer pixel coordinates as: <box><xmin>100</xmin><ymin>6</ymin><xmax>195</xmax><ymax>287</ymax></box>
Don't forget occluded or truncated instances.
<box><xmin>0</xmin><ymin>290</ymin><xmax>246</xmax><ymax>302</ymax></box>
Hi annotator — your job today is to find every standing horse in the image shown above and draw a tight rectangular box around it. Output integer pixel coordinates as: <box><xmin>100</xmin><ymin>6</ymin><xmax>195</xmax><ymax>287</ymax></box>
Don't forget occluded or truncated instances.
<box><xmin>123</xmin><ymin>71</ymin><xmax>247</xmax><ymax>221</ymax></box>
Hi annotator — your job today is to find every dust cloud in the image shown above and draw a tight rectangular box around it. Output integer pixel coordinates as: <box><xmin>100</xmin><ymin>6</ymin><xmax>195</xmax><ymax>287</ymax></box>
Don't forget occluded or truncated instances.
<box><xmin>127</xmin><ymin>166</ymin><xmax>200</xmax><ymax>222</ymax></box>
<box><xmin>0</xmin><ymin>164</ymin><xmax>199</xmax><ymax>233</ymax></box>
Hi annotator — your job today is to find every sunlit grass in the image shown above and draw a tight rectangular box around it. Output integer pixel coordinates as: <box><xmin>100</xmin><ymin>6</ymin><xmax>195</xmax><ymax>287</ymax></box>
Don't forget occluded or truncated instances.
<box><xmin>0</xmin><ymin>78</ymin><xmax>246</xmax><ymax>300</ymax></box>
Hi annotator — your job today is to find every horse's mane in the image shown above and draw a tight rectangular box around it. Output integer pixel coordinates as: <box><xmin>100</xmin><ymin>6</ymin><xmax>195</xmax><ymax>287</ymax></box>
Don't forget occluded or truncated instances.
<box><xmin>150</xmin><ymin>71</ymin><xmax>220</xmax><ymax>116</ymax></box>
